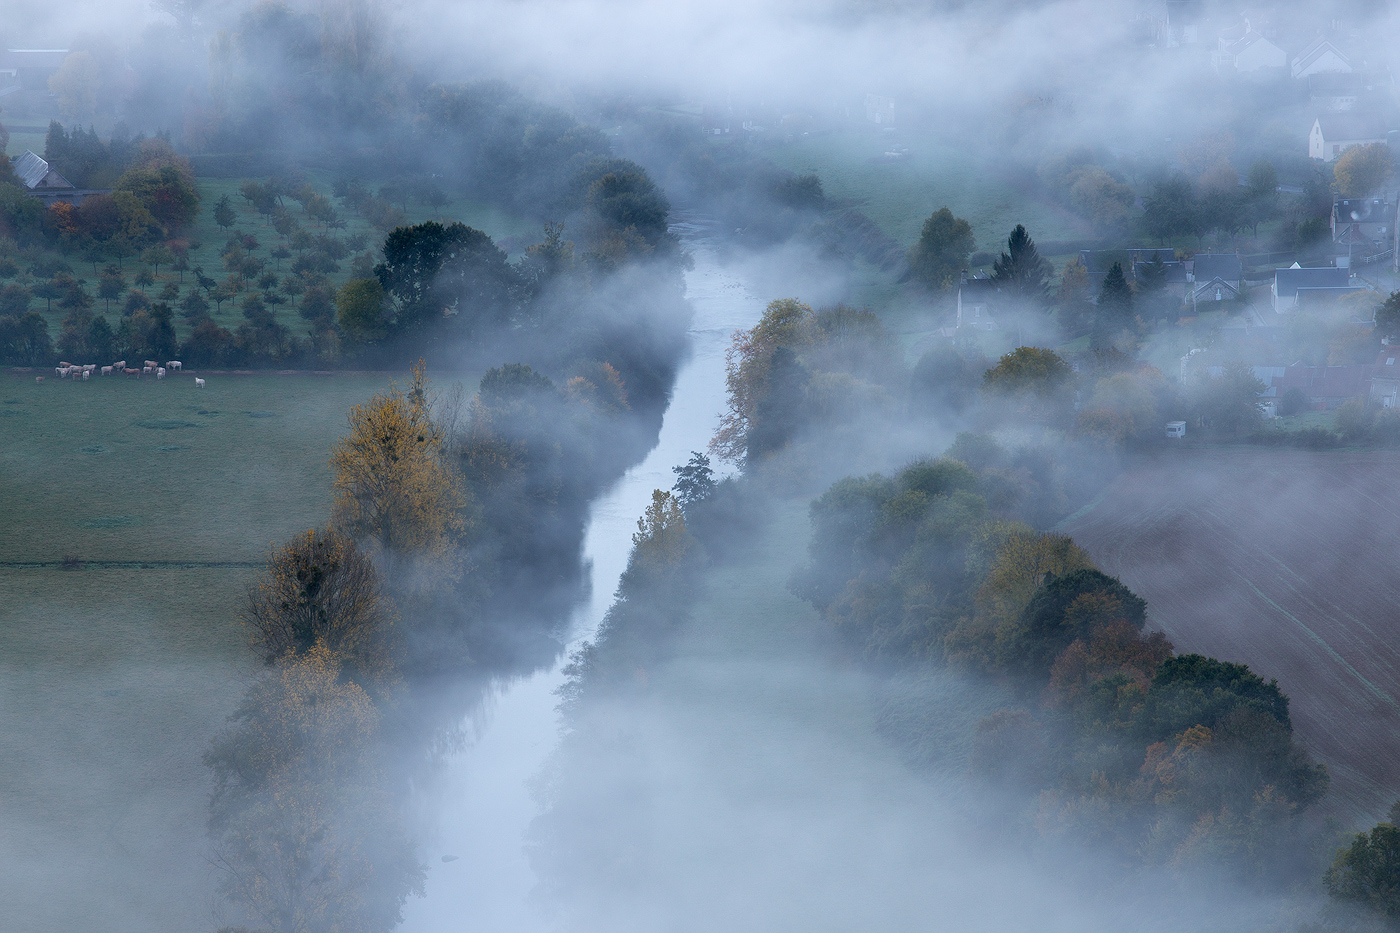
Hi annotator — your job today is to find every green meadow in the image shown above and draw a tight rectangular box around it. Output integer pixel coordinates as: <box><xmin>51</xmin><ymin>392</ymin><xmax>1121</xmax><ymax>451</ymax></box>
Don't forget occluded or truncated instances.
<box><xmin>0</xmin><ymin>370</ymin><xmax>446</xmax><ymax>931</ymax></box>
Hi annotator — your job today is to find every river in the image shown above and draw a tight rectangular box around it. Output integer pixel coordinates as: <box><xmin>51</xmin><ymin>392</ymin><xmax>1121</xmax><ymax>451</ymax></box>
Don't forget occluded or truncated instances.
<box><xmin>401</xmin><ymin>218</ymin><xmax>765</xmax><ymax>933</ymax></box>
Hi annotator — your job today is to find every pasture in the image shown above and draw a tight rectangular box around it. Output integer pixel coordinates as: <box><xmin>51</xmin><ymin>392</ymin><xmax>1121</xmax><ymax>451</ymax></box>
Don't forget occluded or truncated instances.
<box><xmin>0</xmin><ymin>371</ymin><xmax>418</xmax><ymax>931</ymax></box>
<box><xmin>762</xmin><ymin>128</ymin><xmax>1094</xmax><ymax>259</ymax></box>
<box><xmin>1061</xmin><ymin>448</ymin><xmax>1400</xmax><ymax>823</ymax></box>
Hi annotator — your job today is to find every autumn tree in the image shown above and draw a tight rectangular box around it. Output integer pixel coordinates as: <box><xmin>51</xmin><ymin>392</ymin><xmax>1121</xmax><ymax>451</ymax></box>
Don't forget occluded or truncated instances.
<box><xmin>330</xmin><ymin>361</ymin><xmax>468</xmax><ymax>583</ymax></box>
<box><xmin>711</xmin><ymin>298</ymin><xmax>815</xmax><ymax>463</ymax></box>
<box><xmin>1068</xmin><ymin>166</ymin><xmax>1136</xmax><ymax>227</ymax></box>
<box><xmin>243</xmin><ymin>528</ymin><xmax>395</xmax><ymax>676</ymax></box>
<box><xmin>982</xmin><ymin>346</ymin><xmax>1072</xmax><ymax>397</ymax></box>
<box><xmin>205</xmin><ymin>645</ymin><xmax>424</xmax><ymax>933</ymax></box>
<box><xmin>48</xmin><ymin>52</ymin><xmax>98</xmax><ymax>119</ymax></box>
<box><xmin>964</xmin><ymin>531</ymin><xmax>1094</xmax><ymax>664</ymax></box>
<box><xmin>907</xmin><ymin>206</ymin><xmax>975</xmax><ymax>290</ymax></box>
<box><xmin>1334</xmin><ymin>143</ymin><xmax>1394</xmax><ymax>197</ymax></box>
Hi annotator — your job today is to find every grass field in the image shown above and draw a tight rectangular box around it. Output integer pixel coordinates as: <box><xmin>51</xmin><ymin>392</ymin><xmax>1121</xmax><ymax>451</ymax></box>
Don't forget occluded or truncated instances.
<box><xmin>762</xmin><ymin>128</ymin><xmax>1095</xmax><ymax>260</ymax></box>
<box><xmin>1061</xmin><ymin>448</ymin><xmax>1400</xmax><ymax>822</ymax></box>
<box><xmin>0</xmin><ymin>371</ymin><xmax>409</xmax><ymax>562</ymax></box>
<box><xmin>0</xmin><ymin>371</ymin><xmax>435</xmax><ymax>931</ymax></box>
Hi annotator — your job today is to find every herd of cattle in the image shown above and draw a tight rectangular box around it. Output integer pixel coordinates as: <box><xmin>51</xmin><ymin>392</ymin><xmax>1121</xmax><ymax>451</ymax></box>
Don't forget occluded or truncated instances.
<box><xmin>36</xmin><ymin>360</ymin><xmax>205</xmax><ymax>388</ymax></box>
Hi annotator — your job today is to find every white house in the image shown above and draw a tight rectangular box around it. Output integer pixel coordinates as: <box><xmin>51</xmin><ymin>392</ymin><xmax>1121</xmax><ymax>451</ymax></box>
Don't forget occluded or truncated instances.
<box><xmin>864</xmin><ymin>94</ymin><xmax>895</xmax><ymax>125</ymax></box>
<box><xmin>1309</xmin><ymin>114</ymin><xmax>1387</xmax><ymax>161</ymax></box>
<box><xmin>1292</xmin><ymin>38</ymin><xmax>1352</xmax><ymax>79</ymax></box>
<box><xmin>1217</xmin><ymin>30</ymin><xmax>1285</xmax><ymax>72</ymax></box>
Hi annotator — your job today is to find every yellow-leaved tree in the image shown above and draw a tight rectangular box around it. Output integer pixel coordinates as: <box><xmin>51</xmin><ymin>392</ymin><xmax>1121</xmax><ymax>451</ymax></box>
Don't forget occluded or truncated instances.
<box><xmin>630</xmin><ymin>489</ymin><xmax>694</xmax><ymax>573</ymax></box>
<box><xmin>945</xmin><ymin>529</ymin><xmax>1094</xmax><ymax>668</ymax></box>
<box><xmin>330</xmin><ymin>361</ymin><xmax>468</xmax><ymax>587</ymax></box>
<box><xmin>711</xmin><ymin>298</ymin><xmax>815</xmax><ymax>463</ymax></box>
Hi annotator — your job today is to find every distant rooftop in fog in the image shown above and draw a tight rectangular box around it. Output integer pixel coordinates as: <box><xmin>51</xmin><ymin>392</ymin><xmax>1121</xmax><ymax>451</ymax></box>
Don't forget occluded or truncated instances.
<box><xmin>12</xmin><ymin>150</ymin><xmax>73</xmax><ymax>191</ymax></box>
<box><xmin>0</xmin><ymin>49</ymin><xmax>69</xmax><ymax>73</ymax></box>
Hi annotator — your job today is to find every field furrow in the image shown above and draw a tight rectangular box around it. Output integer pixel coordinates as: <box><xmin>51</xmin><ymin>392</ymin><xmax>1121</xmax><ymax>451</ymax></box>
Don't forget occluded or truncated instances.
<box><xmin>1063</xmin><ymin>448</ymin><xmax>1400</xmax><ymax>819</ymax></box>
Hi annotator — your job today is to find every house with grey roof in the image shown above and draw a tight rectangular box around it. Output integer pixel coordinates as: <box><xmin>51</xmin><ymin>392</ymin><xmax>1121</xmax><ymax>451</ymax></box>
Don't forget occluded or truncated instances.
<box><xmin>11</xmin><ymin>150</ymin><xmax>105</xmax><ymax>206</ymax></box>
<box><xmin>1331</xmin><ymin>197</ymin><xmax>1394</xmax><ymax>266</ymax></box>
<box><xmin>1189</xmin><ymin>253</ymin><xmax>1242</xmax><ymax>305</ymax></box>
<box><xmin>0</xmin><ymin>49</ymin><xmax>68</xmax><ymax>91</ymax></box>
<box><xmin>13</xmin><ymin>150</ymin><xmax>73</xmax><ymax>191</ymax></box>
<box><xmin>1271</xmin><ymin>264</ymin><xmax>1363</xmax><ymax>312</ymax></box>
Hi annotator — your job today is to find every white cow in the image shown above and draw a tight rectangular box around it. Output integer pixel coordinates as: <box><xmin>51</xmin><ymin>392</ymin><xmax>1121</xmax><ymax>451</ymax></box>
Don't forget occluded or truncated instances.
<box><xmin>113</xmin><ymin>360</ymin><xmax>127</xmax><ymax>370</ymax></box>
<box><xmin>83</xmin><ymin>364</ymin><xmax>96</xmax><ymax>372</ymax></box>
<box><xmin>195</xmin><ymin>377</ymin><xmax>206</xmax><ymax>388</ymax></box>
<box><xmin>142</xmin><ymin>366</ymin><xmax>153</xmax><ymax>375</ymax></box>
<box><xmin>167</xmin><ymin>361</ymin><xmax>182</xmax><ymax>371</ymax></box>
<box><xmin>156</xmin><ymin>369</ymin><xmax>165</xmax><ymax>380</ymax></box>
<box><xmin>54</xmin><ymin>366</ymin><xmax>63</xmax><ymax>377</ymax></box>
<box><xmin>101</xmin><ymin>366</ymin><xmax>113</xmax><ymax>376</ymax></box>
<box><xmin>82</xmin><ymin>369</ymin><xmax>90</xmax><ymax>380</ymax></box>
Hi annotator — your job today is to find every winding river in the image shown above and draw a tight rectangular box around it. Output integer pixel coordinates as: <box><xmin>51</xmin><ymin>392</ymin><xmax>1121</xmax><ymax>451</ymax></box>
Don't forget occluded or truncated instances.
<box><xmin>401</xmin><ymin>217</ymin><xmax>764</xmax><ymax>933</ymax></box>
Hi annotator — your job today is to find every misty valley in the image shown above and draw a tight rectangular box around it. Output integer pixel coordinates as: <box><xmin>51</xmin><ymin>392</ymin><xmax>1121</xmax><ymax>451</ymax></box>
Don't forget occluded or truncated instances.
<box><xmin>6</xmin><ymin>1</ymin><xmax>1400</xmax><ymax>931</ymax></box>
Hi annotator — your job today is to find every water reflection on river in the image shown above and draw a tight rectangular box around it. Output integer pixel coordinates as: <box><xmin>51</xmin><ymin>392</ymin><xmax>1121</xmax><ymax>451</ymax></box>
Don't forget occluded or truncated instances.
<box><xmin>402</xmin><ymin>219</ymin><xmax>764</xmax><ymax>932</ymax></box>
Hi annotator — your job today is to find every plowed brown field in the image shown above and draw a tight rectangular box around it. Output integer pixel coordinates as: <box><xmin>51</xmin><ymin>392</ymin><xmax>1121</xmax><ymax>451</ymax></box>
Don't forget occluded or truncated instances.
<box><xmin>1062</xmin><ymin>448</ymin><xmax>1400</xmax><ymax>821</ymax></box>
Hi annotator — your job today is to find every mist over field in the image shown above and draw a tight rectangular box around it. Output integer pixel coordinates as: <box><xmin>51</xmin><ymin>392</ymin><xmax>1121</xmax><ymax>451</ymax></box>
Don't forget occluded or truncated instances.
<box><xmin>4</xmin><ymin>0</ymin><xmax>1400</xmax><ymax>931</ymax></box>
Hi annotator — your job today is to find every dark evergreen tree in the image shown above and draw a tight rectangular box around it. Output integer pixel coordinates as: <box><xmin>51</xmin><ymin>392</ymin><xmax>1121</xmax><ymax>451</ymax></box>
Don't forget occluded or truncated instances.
<box><xmin>1093</xmin><ymin>261</ymin><xmax>1135</xmax><ymax>346</ymax></box>
<box><xmin>991</xmin><ymin>224</ymin><xmax>1052</xmax><ymax>301</ymax></box>
<box><xmin>671</xmin><ymin>452</ymin><xmax>716</xmax><ymax>511</ymax></box>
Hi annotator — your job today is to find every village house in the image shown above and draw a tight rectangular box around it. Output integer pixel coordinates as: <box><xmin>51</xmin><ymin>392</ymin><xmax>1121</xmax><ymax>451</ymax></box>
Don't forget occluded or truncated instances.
<box><xmin>1252</xmin><ymin>361</ymin><xmax>1376</xmax><ymax>411</ymax></box>
<box><xmin>1331</xmin><ymin>197</ymin><xmax>1394</xmax><ymax>268</ymax></box>
<box><xmin>1143</xmin><ymin>0</ymin><xmax>1205</xmax><ymax>47</ymax></box>
<box><xmin>1133</xmin><ymin>254</ymin><xmax>1189</xmax><ymax>298</ymax></box>
<box><xmin>1079</xmin><ymin>248</ymin><xmax>1176</xmax><ymax>287</ymax></box>
<box><xmin>1292</xmin><ymin>37</ymin><xmax>1352</xmax><ymax>79</ymax></box>
<box><xmin>1308</xmin><ymin>114</ymin><xmax>1387</xmax><ymax>161</ymax></box>
<box><xmin>1271</xmin><ymin>263</ymin><xmax>1363</xmax><ymax>313</ymax></box>
<box><xmin>1309</xmin><ymin>72</ymin><xmax>1365</xmax><ymax>112</ymax></box>
<box><xmin>1369</xmin><ymin>347</ymin><xmax>1400</xmax><ymax>409</ymax></box>
<box><xmin>1214</xmin><ymin>26</ymin><xmax>1285</xmax><ymax>72</ymax></box>
<box><xmin>864</xmin><ymin>94</ymin><xmax>895</xmax><ymax>126</ymax></box>
<box><xmin>956</xmin><ymin>273</ymin><xmax>997</xmax><ymax>331</ymax></box>
<box><xmin>1189</xmin><ymin>253</ymin><xmax>1243</xmax><ymax>305</ymax></box>
<box><xmin>0</xmin><ymin>49</ymin><xmax>68</xmax><ymax>92</ymax></box>
<box><xmin>11</xmin><ymin>150</ymin><xmax>105</xmax><ymax>206</ymax></box>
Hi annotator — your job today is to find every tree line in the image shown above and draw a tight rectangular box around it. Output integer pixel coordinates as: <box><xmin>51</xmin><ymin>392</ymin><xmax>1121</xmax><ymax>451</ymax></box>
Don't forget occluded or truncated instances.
<box><xmin>206</xmin><ymin>342</ymin><xmax>690</xmax><ymax>929</ymax></box>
